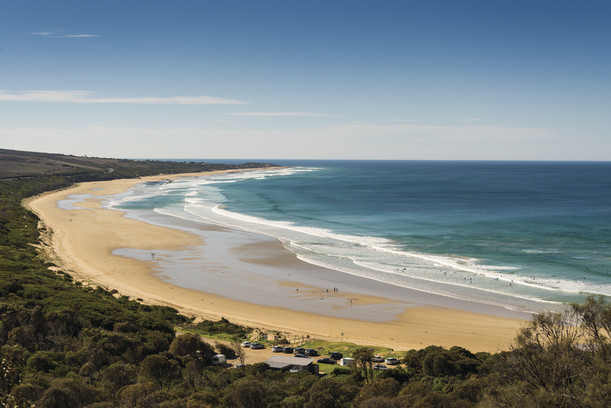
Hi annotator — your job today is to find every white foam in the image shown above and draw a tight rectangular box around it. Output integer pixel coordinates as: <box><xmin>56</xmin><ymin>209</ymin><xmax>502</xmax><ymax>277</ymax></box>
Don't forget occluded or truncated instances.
<box><xmin>522</xmin><ymin>249</ymin><xmax>561</xmax><ymax>254</ymax></box>
<box><xmin>210</xmin><ymin>205</ymin><xmax>392</xmax><ymax>247</ymax></box>
<box><xmin>104</xmin><ymin>185</ymin><xmax>166</xmax><ymax>209</ymax></box>
<box><xmin>109</xmin><ymin>166</ymin><xmax>611</xmax><ymax>310</ymax></box>
<box><xmin>192</xmin><ymin>200</ymin><xmax>611</xmax><ymax>302</ymax></box>
<box><xmin>183</xmin><ymin>193</ymin><xmax>611</xmax><ymax>300</ymax></box>
<box><xmin>287</xmin><ymin>249</ymin><xmax>560</xmax><ymax>309</ymax></box>
<box><xmin>503</xmin><ymin>274</ymin><xmax>611</xmax><ymax>296</ymax></box>
<box><xmin>154</xmin><ymin>206</ymin><xmax>212</xmax><ymax>224</ymax></box>
<box><xmin>185</xmin><ymin>186</ymin><xmax>226</xmax><ymax>204</ymax></box>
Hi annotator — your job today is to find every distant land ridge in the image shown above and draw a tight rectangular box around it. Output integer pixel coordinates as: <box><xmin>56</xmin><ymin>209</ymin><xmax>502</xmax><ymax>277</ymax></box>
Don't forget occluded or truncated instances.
<box><xmin>0</xmin><ymin>148</ymin><xmax>276</xmax><ymax>179</ymax></box>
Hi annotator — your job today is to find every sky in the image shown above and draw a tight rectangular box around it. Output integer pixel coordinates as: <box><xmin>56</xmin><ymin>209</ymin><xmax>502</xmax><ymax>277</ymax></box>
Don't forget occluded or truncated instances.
<box><xmin>0</xmin><ymin>0</ymin><xmax>610</xmax><ymax>160</ymax></box>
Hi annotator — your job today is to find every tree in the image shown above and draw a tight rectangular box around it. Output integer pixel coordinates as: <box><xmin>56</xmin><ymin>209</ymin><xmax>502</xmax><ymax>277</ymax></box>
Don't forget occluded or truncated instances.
<box><xmin>36</xmin><ymin>378</ymin><xmax>96</xmax><ymax>408</ymax></box>
<box><xmin>117</xmin><ymin>382</ymin><xmax>158</xmax><ymax>408</ymax></box>
<box><xmin>398</xmin><ymin>381</ymin><xmax>431</xmax><ymax>406</ymax></box>
<box><xmin>421</xmin><ymin>350</ymin><xmax>454</xmax><ymax>377</ymax></box>
<box><xmin>186</xmin><ymin>390</ymin><xmax>219</xmax><ymax>408</ymax></box>
<box><xmin>139</xmin><ymin>354</ymin><xmax>181</xmax><ymax>390</ymax></box>
<box><xmin>280</xmin><ymin>394</ymin><xmax>306</xmax><ymax>408</ymax></box>
<box><xmin>353</xmin><ymin>378</ymin><xmax>401</xmax><ymax>407</ymax></box>
<box><xmin>357</xmin><ymin>397</ymin><xmax>405</xmax><ymax>408</ymax></box>
<box><xmin>483</xmin><ymin>297</ymin><xmax>611</xmax><ymax>408</ymax></box>
<box><xmin>571</xmin><ymin>296</ymin><xmax>611</xmax><ymax>407</ymax></box>
<box><xmin>505</xmin><ymin>310</ymin><xmax>586</xmax><ymax>407</ymax></box>
<box><xmin>572</xmin><ymin>295</ymin><xmax>611</xmax><ymax>363</ymax></box>
<box><xmin>304</xmin><ymin>377</ymin><xmax>356</xmax><ymax>408</ymax></box>
<box><xmin>100</xmin><ymin>362</ymin><xmax>137</xmax><ymax>393</ymax></box>
<box><xmin>169</xmin><ymin>333</ymin><xmax>215</xmax><ymax>364</ymax></box>
<box><xmin>216</xmin><ymin>341</ymin><xmax>237</xmax><ymax>359</ymax></box>
<box><xmin>183</xmin><ymin>359</ymin><xmax>206</xmax><ymax>391</ymax></box>
<box><xmin>37</xmin><ymin>387</ymin><xmax>80</xmax><ymax>408</ymax></box>
<box><xmin>231</xmin><ymin>339</ymin><xmax>246</xmax><ymax>369</ymax></box>
<box><xmin>0</xmin><ymin>344</ymin><xmax>28</xmax><ymax>395</ymax></box>
<box><xmin>352</xmin><ymin>347</ymin><xmax>375</xmax><ymax>383</ymax></box>
<box><xmin>519</xmin><ymin>312</ymin><xmax>583</xmax><ymax>375</ymax></box>
<box><xmin>223</xmin><ymin>380</ymin><xmax>266</xmax><ymax>408</ymax></box>
<box><xmin>305</xmin><ymin>392</ymin><xmax>337</xmax><ymax>408</ymax></box>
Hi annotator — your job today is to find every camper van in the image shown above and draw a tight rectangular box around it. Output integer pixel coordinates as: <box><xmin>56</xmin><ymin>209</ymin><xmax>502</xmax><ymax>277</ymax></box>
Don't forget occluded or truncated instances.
<box><xmin>339</xmin><ymin>357</ymin><xmax>355</xmax><ymax>367</ymax></box>
<box><xmin>212</xmin><ymin>354</ymin><xmax>226</xmax><ymax>365</ymax></box>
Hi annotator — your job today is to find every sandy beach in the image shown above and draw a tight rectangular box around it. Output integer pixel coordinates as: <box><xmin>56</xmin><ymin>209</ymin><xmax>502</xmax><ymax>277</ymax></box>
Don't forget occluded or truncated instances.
<box><xmin>26</xmin><ymin>170</ymin><xmax>528</xmax><ymax>352</ymax></box>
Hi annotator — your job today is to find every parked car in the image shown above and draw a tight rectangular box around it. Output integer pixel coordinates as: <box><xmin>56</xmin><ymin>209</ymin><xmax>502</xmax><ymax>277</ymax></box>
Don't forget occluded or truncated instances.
<box><xmin>329</xmin><ymin>352</ymin><xmax>343</xmax><ymax>361</ymax></box>
<box><xmin>272</xmin><ymin>346</ymin><xmax>284</xmax><ymax>352</ymax></box>
<box><xmin>385</xmin><ymin>357</ymin><xmax>400</xmax><ymax>365</ymax></box>
<box><xmin>305</xmin><ymin>349</ymin><xmax>319</xmax><ymax>356</ymax></box>
<box><xmin>374</xmin><ymin>364</ymin><xmax>388</xmax><ymax>370</ymax></box>
<box><xmin>372</xmin><ymin>355</ymin><xmax>385</xmax><ymax>362</ymax></box>
<box><xmin>282</xmin><ymin>347</ymin><xmax>294</xmax><ymax>354</ymax></box>
<box><xmin>240</xmin><ymin>341</ymin><xmax>251</xmax><ymax>348</ymax></box>
<box><xmin>250</xmin><ymin>342</ymin><xmax>264</xmax><ymax>349</ymax></box>
<box><xmin>293</xmin><ymin>347</ymin><xmax>306</xmax><ymax>355</ymax></box>
<box><xmin>294</xmin><ymin>353</ymin><xmax>308</xmax><ymax>358</ymax></box>
<box><xmin>317</xmin><ymin>357</ymin><xmax>336</xmax><ymax>364</ymax></box>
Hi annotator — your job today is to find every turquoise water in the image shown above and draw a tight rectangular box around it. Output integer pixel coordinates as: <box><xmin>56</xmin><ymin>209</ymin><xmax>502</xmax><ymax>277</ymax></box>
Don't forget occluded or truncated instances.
<box><xmin>109</xmin><ymin>161</ymin><xmax>611</xmax><ymax>312</ymax></box>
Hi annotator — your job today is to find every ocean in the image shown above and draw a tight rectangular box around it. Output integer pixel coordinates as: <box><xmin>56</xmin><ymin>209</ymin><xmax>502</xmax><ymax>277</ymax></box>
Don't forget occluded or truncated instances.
<box><xmin>106</xmin><ymin>160</ymin><xmax>611</xmax><ymax>313</ymax></box>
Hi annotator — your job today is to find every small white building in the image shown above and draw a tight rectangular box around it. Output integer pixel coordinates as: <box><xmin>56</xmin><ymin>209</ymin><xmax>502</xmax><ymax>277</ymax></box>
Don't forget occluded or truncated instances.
<box><xmin>264</xmin><ymin>355</ymin><xmax>319</xmax><ymax>374</ymax></box>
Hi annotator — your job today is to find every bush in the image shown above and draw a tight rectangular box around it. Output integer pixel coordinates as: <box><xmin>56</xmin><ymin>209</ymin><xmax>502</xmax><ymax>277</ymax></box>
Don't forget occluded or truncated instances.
<box><xmin>169</xmin><ymin>333</ymin><xmax>215</xmax><ymax>364</ymax></box>
<box><xmin>193</xmin><ymin>317</ymin><xmax>252</xmax><ymax>338</ymax></box>
<box><xmin>139</xmin><ymin>354</ymin><xmax>181</xmax><ymax>389</ymax></box>
<box><xmin>216</xmin><ymin>342</ymin><xmax>237</xmax><ymax>359</ymax></box>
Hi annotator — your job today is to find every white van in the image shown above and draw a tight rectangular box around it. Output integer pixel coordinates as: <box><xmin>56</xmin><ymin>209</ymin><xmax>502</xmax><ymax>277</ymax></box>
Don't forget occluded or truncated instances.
<box><xmin>339</xmin><ymin>357</ymin><xmax>355</xmax><ymax>367</ymax></box>
<box><xmin>212</xmin><ymin>354</ymin><xmax>226</xmax><ymax>365</ymax></box>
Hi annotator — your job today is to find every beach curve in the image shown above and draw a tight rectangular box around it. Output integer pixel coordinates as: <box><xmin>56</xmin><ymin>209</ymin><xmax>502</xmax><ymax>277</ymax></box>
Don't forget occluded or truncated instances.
<box><xmin>25</xmin><ymin>170</ymin><xmax>527</xmax><ymax>352</ymax></box>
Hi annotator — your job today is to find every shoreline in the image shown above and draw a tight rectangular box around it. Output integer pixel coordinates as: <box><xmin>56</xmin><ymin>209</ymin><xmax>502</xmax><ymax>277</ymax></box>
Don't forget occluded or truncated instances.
<box><xmin>26</xmin><ymin>170</ymin><xmax>527</xmax><ymax>352</ymax></box>
<box><xmin>115</xmin><ymin>208</ymin><xmax>530</xmax><ymax>321</ymax></box>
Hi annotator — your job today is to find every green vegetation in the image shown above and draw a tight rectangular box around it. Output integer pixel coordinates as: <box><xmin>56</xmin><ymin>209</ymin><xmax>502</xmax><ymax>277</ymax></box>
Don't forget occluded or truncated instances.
<box><xmin>181</xmin><ymin>318</ymin><xmax>253</xmax><ymax>342</ymax></box>
<box><xmin>0</xmin><ymin>148</ymin><xmax>275</xmax><ymax>180</ymax></box>
<box><xmin>0</xmin><ymin>149</ymin><xmax>609</xmax><ymax>407</ymax></box>
<box><xmin>300</xmin><ymin>340</ymin><xmax>394</xmax><ymax>359</ymax></box>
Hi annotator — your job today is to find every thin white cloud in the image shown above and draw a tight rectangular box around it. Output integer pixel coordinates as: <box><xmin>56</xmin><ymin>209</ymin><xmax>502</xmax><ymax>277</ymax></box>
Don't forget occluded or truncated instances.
<box><xmin>458</xmin><ymin>118</ymin><xmax>486</xmax><ymax>123</ymax></box>
<box><xmin>227</xmin><ymin>112</ymin><xmax>334</xmax><ymax>117</ymax></box>
<box><xmin>0</xmin><ymin>90</ymin><xmax>248</xmax><ymax>105</ymax></box>
<box><xmin>32</xmin><ymin>30</ymin><xmax>100</xmax><ymax>38</ymax></box>
<box><xmin>55</xmin><ymin>34</ymin><xmax>100</xmax><ymax>38</ymax></box>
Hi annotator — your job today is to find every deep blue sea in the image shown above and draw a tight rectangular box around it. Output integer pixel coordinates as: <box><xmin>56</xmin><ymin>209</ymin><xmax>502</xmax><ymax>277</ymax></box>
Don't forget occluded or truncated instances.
<box><xmin>110</xmin><ymin>160</ymin><xmax>611</xmax><ymax>312</ymax></box>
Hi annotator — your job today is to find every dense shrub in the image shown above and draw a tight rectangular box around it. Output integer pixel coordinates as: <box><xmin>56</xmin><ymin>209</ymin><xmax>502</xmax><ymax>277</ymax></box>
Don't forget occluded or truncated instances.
<box><xmin>193</xmin><ymin>317</ymin><xmax>252</xmax><ymax>338</ymax></box>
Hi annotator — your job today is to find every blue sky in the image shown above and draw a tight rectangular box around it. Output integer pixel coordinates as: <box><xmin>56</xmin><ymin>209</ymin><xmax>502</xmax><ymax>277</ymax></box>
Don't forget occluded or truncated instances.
<box><xmin>1</xmin><ymin>0</ymin><xmax>609</xmax><ymax>160</ymax></box>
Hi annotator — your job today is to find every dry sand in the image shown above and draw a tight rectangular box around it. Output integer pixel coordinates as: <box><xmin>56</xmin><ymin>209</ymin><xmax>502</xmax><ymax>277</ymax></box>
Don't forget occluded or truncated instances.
<box><xmin>25</xmin><ymin>171</ymin><xmax>526</xmax><ymax>352</ymax></box>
